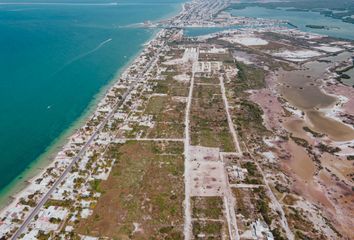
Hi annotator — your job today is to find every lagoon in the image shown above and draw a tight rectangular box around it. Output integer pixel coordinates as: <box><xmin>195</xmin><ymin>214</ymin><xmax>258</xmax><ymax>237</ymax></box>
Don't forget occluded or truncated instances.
<box><xmin>229</xmin><ymin>6</ymin><xmax>354</xmax><ymax>40</ymax></box>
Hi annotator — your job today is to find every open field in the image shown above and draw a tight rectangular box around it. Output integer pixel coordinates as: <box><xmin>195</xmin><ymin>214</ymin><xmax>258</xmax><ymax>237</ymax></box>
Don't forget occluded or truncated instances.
<box><xmin>75</xmin><ymin>141</ymin><xmax>184</xmax><ymax>239</ymax></box>
<box><xmin>191</xmin><ymin>83</ymin><xmax>234</xmax><ymax>152</ymax></box>
<box><xmin>191</xmin><ymin>196</ymin><xmax>229</xmax><ymax>239</ymax></box>
<box><xmin>145</xmin><ymin>95</ymin><xmax>186</xmax><ymax>139</ymax></box>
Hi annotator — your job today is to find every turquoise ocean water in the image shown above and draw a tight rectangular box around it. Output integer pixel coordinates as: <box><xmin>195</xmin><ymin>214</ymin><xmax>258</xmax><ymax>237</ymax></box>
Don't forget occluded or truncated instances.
<box><xmin>0</xmin><ymin>0</ymin><xmax>183</xmax><ymax>203</ymax></box>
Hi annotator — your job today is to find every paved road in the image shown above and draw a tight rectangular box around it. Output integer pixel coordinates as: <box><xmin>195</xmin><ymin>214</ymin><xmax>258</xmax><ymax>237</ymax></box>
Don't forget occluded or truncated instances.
<box><xmin>11</xmin><ymin>43</ymin><xmax>164</xmax><ymax>240</ymax></box>
<box><xmin>114</xmin><ymin>138</ymin><xmax>184</xmax><ymax>142</ymax></box>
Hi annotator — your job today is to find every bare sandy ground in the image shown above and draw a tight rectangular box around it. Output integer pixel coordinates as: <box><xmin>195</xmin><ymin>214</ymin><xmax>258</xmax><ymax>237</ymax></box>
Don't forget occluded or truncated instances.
<box><xmin>249</xmin><ymin>69</ymin><xmax>354</xmax><ymax>239</ymax></box>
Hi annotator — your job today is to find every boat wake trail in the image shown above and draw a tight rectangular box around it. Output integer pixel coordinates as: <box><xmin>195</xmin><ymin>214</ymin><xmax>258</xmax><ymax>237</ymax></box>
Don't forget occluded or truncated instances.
<box><xmin>71</xmin><ymin>38</ymin><xmax>112</xmax><ymax>63</ymax></box>
<box><xmin>53</xmin><ymin>38</ymin><xmax>112</xmax><ymax>76</ymax></box>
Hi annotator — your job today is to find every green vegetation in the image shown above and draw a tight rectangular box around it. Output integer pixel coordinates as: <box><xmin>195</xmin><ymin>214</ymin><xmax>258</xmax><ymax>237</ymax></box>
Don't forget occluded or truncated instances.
<box><xmin>242</xmin><ymin>162</ymin><xmax>257</xmax><ymax>176</ymax></box>
<box><xmin>75</xmin><ymin>141</ymin><xmax>184</xmax><ymax>239</ymax></box>
<box><xmin>272</xmin><ymin>228</ymin><xmax>287</xmax><ymax>240</ymax></box>
<box><xmin>19</xmin><ymin>197</ymin><xmax>36</xmax><ymax>207</ymax></box>
<box><xmin>195</xmin><ymin>76</ymin><xmax>219</xmax><ymax>84</ymax></box>
<box><xmin>285</xmin><ymin>206</ymin><xmax>327</xmax><ymax>239</ymax></box>
<box><xmin>233</xmin><ymin>188</ymin><xmax>252</xmax><ymax>220</ymax></box>
<box><xmin>191</xmin><ymin>84</ymin><xmax>235</xmax><ymax>151</ymax></box>
<box><xmin>253</xmin><ymin>188</ymin><xmax>273</xmax><ymax>226</ymax></box>
<box><xmin>234</xmin><ymin>99</ymin><xmax>270</xmax><ymax>149</ymax></box>
<box><xmin>150</xmin><ymin>141</ymin><xmax>184</xmax><ymax>155</ymax></box>
<box><xmin>235</xmin><ymin>62</ymin><xmax>266</xmax><ymax>94</ymax></box>
<box><xmin>154</xmin><ymin>70</ymin><xmax>190</xmax><ymax>97</ymax></box>
<box><xmin>192</xmin><ymin>197</ymin><xmax>224</xmax><ymax>219</ymax></box>
<box><xmin>158</xmin><ymin>226</ymin><xmax>183</xmax><ymax>240</ymax></box>
<box><xmin>144</xmin><ymin>94</ymin><xmax>185</xmax><ymax>139</ymax></box>
<box><xmin>317</xmin><ymin>143</ymin><xmax>341</xmax><ymax>154</ymax></box>
<box><xmin>306</xmin><ymin>25</ymin><xmax>327</xmax><ymax>29</ymax></box>
<box><xmin>45</xmin><ymin>199</ymin><xmax>73</xmax><ymax>208</ymax></box>
<box><xmin>36</xmin><ymin>231</ymin><xmax>50</xmax><ymax>240</ymax></box>
<box><xmin>241</xmin><ymin>161</ymin><xmax>263</xmax><ymax>184</ymax></box>
<box><xmin>89</xmin><ymin>179</ymin><xmax>102</xmax><ymax>193</ymax></box>
<box><xmin>49</xmin><ymin>217</ymin><xmax>62</xmax><ymax>224</ymax></box>
<box><xmin>290</xmin><ymin>136</ymin><xmax>309</xmax><ymax>148</ymax></box>
<box><xmin>193</xmin><ymin>221</ymin><xmax>223</xmax><ymax>238</ymax></box>
<box><xmin>303</xmin><ymin>126</ymin><xmax>324</xmax><ymax>138</ymax></box>
<box><xmin>145</xmin><ymin>96</ymin><xmax>168</xmax><ymax>116</ymax></box>
<box><xmin>257</xmin><ymin>198</ymin><xmax>271</xmax><ymax>225</ymax></box>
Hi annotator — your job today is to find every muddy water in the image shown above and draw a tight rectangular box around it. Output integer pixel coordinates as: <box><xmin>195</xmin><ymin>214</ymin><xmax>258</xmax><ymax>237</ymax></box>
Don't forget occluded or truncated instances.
<box><xmin>287</xmin><ymin>140</ymin><xmax>315</xmax><ymax>181</ymax></box>
<box><xmin>319</xmin><ymin>170</ymin><xmax>332</xmax><ymax>186</ymax></box>
<box><xmin>278</xmin><ymin>61</ymin><xmax>335</xmax><ymax>109</ymax></box>
<box><xmin>285</xmin><ymin>141</ymin><xmax>334</xmax><ymax>209</ymax></box>
<box><xmin>321</xmin><ymin>153</ymin><xmax>353</xmax><ymax>183</ymax></box>
<box><xmin>306</xmin><ymin>110</ymin><xmax>354</xmax><ymax>141</ymax></box>
<box><xmin>283</xmin><ymin>118</ymin><xmax>313</xmax><ymax>142</ymax></box>
<box><xmin>278</xmin><ymin>52</ymin><xmax>354</xmax><ymax>141</ymax></box>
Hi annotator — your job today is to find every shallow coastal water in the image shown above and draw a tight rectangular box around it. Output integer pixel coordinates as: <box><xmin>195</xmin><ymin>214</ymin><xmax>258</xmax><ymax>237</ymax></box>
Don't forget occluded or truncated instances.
<box><xmin>229</xmin><ymin>6</ymin><xmax>354</xmax><ymax>40</ymax></box>
<box><xmin>0</xmin><ymin>0</ymin><xmax>183</xmax><ymax>203</ymax></box>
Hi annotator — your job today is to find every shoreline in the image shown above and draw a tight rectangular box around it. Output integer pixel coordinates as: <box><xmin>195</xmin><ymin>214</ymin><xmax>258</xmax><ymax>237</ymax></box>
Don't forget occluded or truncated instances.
<box><xmin>0</xmin><ymin>1</ymin><xmax>184</xmax><ymax>210</ymax></box>
<box><xmin>0</xmin><ymin>44</ymin><xmax>143</xmax><ymax>209</ymax></box>
<box><xmin>2</xmin><ymin>0</ymin><xmax>353</xmax><ymax>238</ymax></box>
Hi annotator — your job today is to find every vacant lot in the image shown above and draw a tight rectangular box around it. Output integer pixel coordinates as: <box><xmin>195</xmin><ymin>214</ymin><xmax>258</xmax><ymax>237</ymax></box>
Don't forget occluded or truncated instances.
<box><xmin>191</xmin><ymin>84</ymin><xmax>234</xmax><ymax>152</ymax></box>
<box><xmin>232</xmin><ymin>187</ymin><xmax>286</xmax><ymax>239</ymax></box>
<box><xmin>191</xmin><ymin>196</ymin><xmax>229</xmax><ymax>239</ymax></box>
<box><xmin>145</xmin><ymin>95</ymin><xmax>185</xmax><ymax>139</ymax></box>
<box><xmin>75</xmin><ymin>141</ymin><xmax>184</xmax><ymax>239</ymax></box>
<box><xmin>154</xmin><ymin>71</ymin><xmax>190</xmax><ymax>97</ymax></box>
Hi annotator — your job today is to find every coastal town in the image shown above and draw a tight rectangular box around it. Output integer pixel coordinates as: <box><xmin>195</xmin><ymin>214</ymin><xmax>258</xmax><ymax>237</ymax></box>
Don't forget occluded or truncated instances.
<box><xmin>1</xmin><ymin>0</ymin><xmax>354</xmax><ymax>239</ymax></box>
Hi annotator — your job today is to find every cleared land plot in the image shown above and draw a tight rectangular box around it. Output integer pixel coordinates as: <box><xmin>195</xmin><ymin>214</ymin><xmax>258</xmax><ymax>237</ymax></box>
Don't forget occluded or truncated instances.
<box><xmin>192</xmin><ymin>196</ymin><xmax>224</xmax><ymax>219</ymax></box>
<box><xmin>198</xmin><ymin>53</ymin><xmax>233</xmax><ymax>62</ymax></box>
<box><xmin>194</xmin><ymin>75</ymin><xmax>220</xmax><ymax>85</ymax></box>
<box><xmin>75</xmin><ymin>141</ymin><xmax>184</xmax><ymax>239</ymax></box>
<box><xmin>191</xmin><ymin>197</ymin><xmax>229</xmax><ymax>239</ymax></box>
<box><xmin>189</xmin><ymin>146</ymin><xmax>220</xmax><ymax>162</ymax></box>
<box><xmin>189</xmin><ymin>146</ymin><xmax>227</xmax><ymax>197</ymax></box>
<box><xmin>190</xmin><ymin>160</ymin><xmax>225</xmax><ymax>197</ymax></box>
<box><xmin>193</xmin><ymin>61</ymin><xmax>222</xmax><ymax>74</ymax></box>
<box><xmin>154</xmin><ymin>72</ymin><xmax>190</xmax><ymax>97</ymax></box>
<box><xmin>191</xmin><ymin>84</ymin><xmax>234</xmax><ymax>152</ymax></box>
<box><xmin>192</xmin><ymin>220</ymin><xmax>226</xmax><ymax>240</ymax></box>
<box><xmin>165</xmin><ymin>49</ymin><xmax>185</xmax><ymax>59</ymax></box>
<box><xmin>145</xmin><ymin>95</ymin><xmax>185</xmax><ymax>139</ymax></box>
